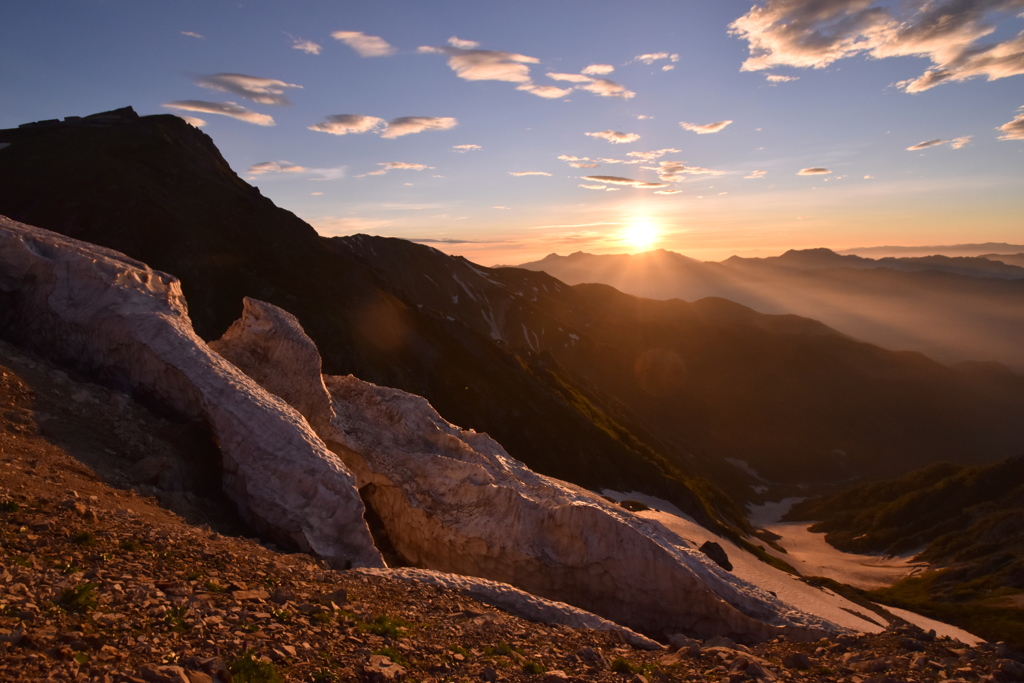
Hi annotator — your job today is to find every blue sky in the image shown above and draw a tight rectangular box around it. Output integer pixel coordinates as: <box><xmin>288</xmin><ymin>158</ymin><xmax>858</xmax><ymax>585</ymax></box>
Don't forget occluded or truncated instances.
<box><xmin>2</xmin><ymin>0</ymin><xmax>1023</xmax><ymax>264</ymax></box>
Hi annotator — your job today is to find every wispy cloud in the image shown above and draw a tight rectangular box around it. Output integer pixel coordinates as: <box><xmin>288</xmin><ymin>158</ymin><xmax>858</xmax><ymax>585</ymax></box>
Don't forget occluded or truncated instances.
<box><xmin>579</xmin><ymin>183</ymin><xmax>608</xmax><ymax>190</ymax></box>
<box><xmin>906</xmin><ymin>138</ymin><xmax>948</xmax><ymax>151</ymax></box>
<box><xmin>308</xmin><ymin>114</ymin><xmax>456</xmax><ymax>139</ymax></box>
<box><xmin>654</xmin><ymin>189</ymin><xmax>683</xmax><ymax>195</ymax></box>
<box><xmin>547</xmin><ymin>72</ymin><xmax>593</xmax><ymax>83</ymax></box>
<box><xmin>419</xmin><ymin>44</ymin><xmax>538</xmax><ymax>82</ymax></box>
<box><xmin>680</xmin><ymin>120</ymin><xmax>733</xmax><ymax>134</ymax></box>
<box><xmin>509</xmin><ymin>171</ymin><xmax>552</xmax><ymax>176</ymax></box>
<box><xmin>247</xmin><ymin>160</ymin><xmax>307</xmax><ymax>175</ymax></box>
<box><xmin>998</xmin><ymin>106</ymin><xmax>1024</xmax><ymax>140</ymax></box>
<box><xmin>586</xmin><ymin>130</ymin><xmax>640</xmax><ymax>144</ymax></box>
<box><xmin>517</xmin><ymin>83</ymin><xmax>574</xmax><ymax>98</ymax></box>
<box><xmin>634</xmin><ymin>52</ymin><xmax>680</xmax><ymax>65</ymax></box>
<box><xmin>177</xmin><ymin>115</ymin><xmax>206</xmax><ymax>128</ymax></box>
<box><xmin>745</xmin><ymin>170</ymin><xmax>767</xmax><ymax>179</ymax></box>
<box><xmin>766</xmin><ymin>73</ymin><xmax>798</xmax><ymax>83</ymax></box>
<box><xmin>381</xmin><ymin>161</ymin><xmax>434</xmax><ymax>171</ymax></box>
<box><xmin>290</xmin><ymin>36</ymin><xmax>322</xmax><ymax>55</ymax></box>
<box><xmin>797</xmin><ymin>167</ymin><xmax>832</xmax><ymax>175</ymax></box>
<box><xmin>579</xmin><ymin>77</ymin><xmax>635</xmax><ymax>98</ymax></box>
<box><xmin>906</xmin><ymin>136</ymin><xmax>973</xmax><ymax>151</ymax></box>
<box><xmin>453</xmin><ymin>144</ymin><xmax>482</xmax><ymax>152</ymax></box>
<box><xmin>308</xmin><ymin>114</ymin><xmax>386</xmax><ymax>135</ymax></box>
<box><xmin>332</xmin><ymin>30</ymin><xmax>395</xmax><ymax>57</ymax></box>
<box><xmin>582</xmin><ymin>64</ymin><xmax>615</xmax><ymax>75</ymax></box>
<box><xmin>194</xmin><ymin>73</ymin><xmax>302</xmax><ymax>106</ymax></box>
<box><xmin>654</xmin><ymin>161</ymin><xmax>725</xmax><ymax>183</ymax></box>
<box><xmin>730</xmin><ymin>1</ymin><xmax>1024</xmax><ymax>92</ymax></box>
<box><xmin>558</xmin><ymin>155</ymin><xmax>604</xmax><ymax>168</ymax></box>
<box><xmin>626</xmin><ymin>148</ymin><xmax>680</xmax><ymax>160</ymax></box>
<box><xmin>547</xmin><ymin>72</ymin><xmax>636</xmax><ymax>98</ymax></box>
<box><xmin>448</xmin><ymin>36</ymin><xmax>480</xmax><ymax>49</ymax></box>
<box><xmin>582</xmin><ymin>175</ymin><xmax>669</xmax><ymax>188</ymax></box>
<box><xmin>180</xmin><ymin>31</ymin><xmax>204</xmax><ymax>40</ymax></box>
<box><xmin>355</xmin><ymin>161</ymin><xmax>435</xmax><ymax>178</ymax></box>
<box><xmin>380</xmin><ymin>116</ymin><xmax>457</xmax><ymax>139</ymax></box>
<box><xmin>163</xmin><ymin>101</ymin><xmax>275</xmax><ymax>126</ymax></box>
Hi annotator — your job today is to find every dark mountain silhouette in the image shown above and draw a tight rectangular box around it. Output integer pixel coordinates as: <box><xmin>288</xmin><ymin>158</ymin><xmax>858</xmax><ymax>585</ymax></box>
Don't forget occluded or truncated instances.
<box><xmin>0</xmin><ymin>108</ymin><xmax>742</xmax><ymax>536</ymax></box>
<box><xmin>983</xmin><ymin>253</ymin><xmax>1024</xmax><ymax>269</ymax></box>
<box><xmin>516</xmin><ymin>249</ymin><xmax>1024</xmax><ymax>371</ymax></box>
<box><xmin>337</xmin><ymin>236</ymin><xmax>1024</xmax><ymax>486</ymax></box>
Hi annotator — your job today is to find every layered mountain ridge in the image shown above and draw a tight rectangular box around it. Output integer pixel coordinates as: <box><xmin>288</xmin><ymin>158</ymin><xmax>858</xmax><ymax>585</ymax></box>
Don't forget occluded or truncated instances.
<box><xmin>516</xmin><ymin>248</ymin><xmax>1024</xmax><ymax>372</ymax></box>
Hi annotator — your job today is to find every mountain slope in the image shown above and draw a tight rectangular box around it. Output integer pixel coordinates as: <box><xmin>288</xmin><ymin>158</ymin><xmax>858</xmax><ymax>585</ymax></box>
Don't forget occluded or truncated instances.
<box><xmin>785</xmin><ymin>458</ymin><xmax>1024</xmax><ymax>646</ymax></box>
<box><xmin>0</xmin><ymin>108</ymin><xmax>739</xmax><ymax>535</ymax></box>
<box><xmin>516</xmin><ymin>249</ymin><xmax>1024</xmax><ymax>371</ymax></box>
<box><xmin>339</xmin><ymin>235</ymin><xmax>1024</xmax><ymax>485</ymax></box>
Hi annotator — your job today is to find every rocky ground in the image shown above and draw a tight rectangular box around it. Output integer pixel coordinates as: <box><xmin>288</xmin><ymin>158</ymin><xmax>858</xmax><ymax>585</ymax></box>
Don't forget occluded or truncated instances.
<box><xmin>2</xmin><ymin>338</ymin><xmax>1023</xmax><ymax>682</ymax></box>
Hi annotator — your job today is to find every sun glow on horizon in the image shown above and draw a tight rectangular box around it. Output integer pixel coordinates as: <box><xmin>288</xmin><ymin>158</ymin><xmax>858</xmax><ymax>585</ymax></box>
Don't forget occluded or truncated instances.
<box><xmin>621</xmin><ymin>221</ymin><xmax>661</xmax><ymax>251</ymax></box>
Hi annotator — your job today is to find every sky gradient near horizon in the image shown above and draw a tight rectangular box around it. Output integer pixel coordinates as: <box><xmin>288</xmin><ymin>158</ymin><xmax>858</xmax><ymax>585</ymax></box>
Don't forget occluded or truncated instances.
<box><xmin>2</xmin><ymin>1</ymin><xmax>1023</xmax><ymax>265</ymax></box>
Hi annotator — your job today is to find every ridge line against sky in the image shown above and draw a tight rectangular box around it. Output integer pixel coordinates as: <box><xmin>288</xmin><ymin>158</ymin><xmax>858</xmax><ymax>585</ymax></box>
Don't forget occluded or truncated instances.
<box><xmin>2</xmin><ymin>1</ymin><xmax>1022</xmax><ymax>264</ymax></box>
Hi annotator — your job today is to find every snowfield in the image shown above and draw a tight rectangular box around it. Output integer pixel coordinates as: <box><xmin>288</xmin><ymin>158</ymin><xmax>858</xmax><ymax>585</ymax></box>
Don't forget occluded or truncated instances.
<box><xmin>602</xmin><ymin>490</ymin><xmax>983</xmax><ymax>645</ymax></box>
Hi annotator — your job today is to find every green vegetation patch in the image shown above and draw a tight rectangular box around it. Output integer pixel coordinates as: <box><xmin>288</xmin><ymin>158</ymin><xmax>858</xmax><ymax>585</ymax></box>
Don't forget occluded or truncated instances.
<box><xmin>56</xmin><ymin>582</ymin><xmax>99</xmax><ymax>613</ymax></box>
<box><xmin>228</xmin><ymin>649</ymin><xmax>284</xmax><ymax>683</ymax></box>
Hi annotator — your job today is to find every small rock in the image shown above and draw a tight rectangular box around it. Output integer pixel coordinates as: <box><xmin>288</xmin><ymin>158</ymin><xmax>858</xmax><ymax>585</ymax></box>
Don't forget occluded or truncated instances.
<box><xmin>699</xmin><ymin>541</ymin><xmax>733</xmax><ymax>571</ymax></box>
<box><xmin>364</xmin><ymin>654</ymin><xmax>406</xmax><ymax>681</ymax></box>
<box><xmin>782</xmin><ymin>652</ymin><xmax>812</xmax><ymax>670</ymax></box>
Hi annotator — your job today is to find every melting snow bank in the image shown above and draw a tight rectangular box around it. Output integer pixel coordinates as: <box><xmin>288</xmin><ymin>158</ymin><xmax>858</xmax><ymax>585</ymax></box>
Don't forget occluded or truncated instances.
<box><xmin>0</xmin><ymin>216</ymin><xmax>382</xmax><ymax>568</ymax></box>
<box><xmin>602</xmin><ymin>490</ymin><xmax>983</xmax><ymax>645</ymax></box>
<box><xmin>751</xmin><ymin>498</ymin><xmax>982</xmax><ymax>645</ymax></box>
<box><xmin>750</xmin><ymin>498</ymin><xmax>923</xmax><ymax>590</ymax></box>
<box><xmin>215</xmin><ymin>297</ymin><xmax>843</xmax><ymax>643</ymax></box>
<box><xmin>354</xmin><ymin>567</ymin><xmax>662</xmax><ymax>650</ymax></box>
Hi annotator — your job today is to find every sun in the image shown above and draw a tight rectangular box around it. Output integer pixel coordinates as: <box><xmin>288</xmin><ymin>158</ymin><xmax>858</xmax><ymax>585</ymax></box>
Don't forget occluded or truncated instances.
<box><xmin>621</xmin><ymin>221</ymin><xmax>660</xmax><ymax>251</ymax></box>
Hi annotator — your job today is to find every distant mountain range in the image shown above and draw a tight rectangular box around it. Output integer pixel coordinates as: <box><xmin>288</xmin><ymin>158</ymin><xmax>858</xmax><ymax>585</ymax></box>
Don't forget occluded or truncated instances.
<box><xmin>841</xmin><ymin>244</ymin><xmax>1024</xmax><ymax>258</ymax></box>
<box><xmin>516</xmin><ymin>248</ymin><xmax>1024</xmax><ymax>371</ymax></box>
<box><xmin>2</xmin><ymin>107</ymin><xmax>1023</xmax><ymax>506</ymax></box>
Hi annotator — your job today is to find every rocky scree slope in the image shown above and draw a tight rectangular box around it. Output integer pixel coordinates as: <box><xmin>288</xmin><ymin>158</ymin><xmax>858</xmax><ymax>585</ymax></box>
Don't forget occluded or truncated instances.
<box><xmin>0</xmin><ymin>108</ymin><xmax>738</xmax><ymax>536</ymax></box>
<box><xmin>2</xmin><ymin>308</ymin><xmax>1023</xmax><ymax>682</ymax></box>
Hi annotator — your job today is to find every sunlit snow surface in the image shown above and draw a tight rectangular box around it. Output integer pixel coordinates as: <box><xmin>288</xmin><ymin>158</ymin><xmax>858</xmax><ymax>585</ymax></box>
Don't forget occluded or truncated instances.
<box><xmin>602</xmin><ymin>490</ymin><xmax>983</xmax><ymax>644</ymax></box>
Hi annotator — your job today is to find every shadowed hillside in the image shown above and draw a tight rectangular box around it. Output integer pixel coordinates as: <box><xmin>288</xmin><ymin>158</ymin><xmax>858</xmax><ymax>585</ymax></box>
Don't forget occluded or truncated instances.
<box><xmin>516</xmin><ymin>249</ymin><xmax>1024</xmax><ymax>371</ymax></box>
<box><xmin>0</xmin><ymin>108</ymin><xmax>741</xmax><ymax>536</ymax></box>
<box><xmin>336</xmin><ymin>235</ymin><xmax>1024</xmax><ymax>486</ymax></box>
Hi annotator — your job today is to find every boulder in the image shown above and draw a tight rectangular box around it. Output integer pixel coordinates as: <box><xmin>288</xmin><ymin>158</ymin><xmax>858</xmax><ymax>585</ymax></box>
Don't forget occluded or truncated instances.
<box><xmin>0</xmin><ymin>215</ymin><xmax>382</xmax><ymax>568</ymax></box>
<box><xmin>213</xmin><ymin>296</ymin><xmax>843</xmax><ymax>643</ymax></box>
<box><xmin>209</xmin><ymin>298</ymin><xmax>337</xmax><ymax>435</ymax></box>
